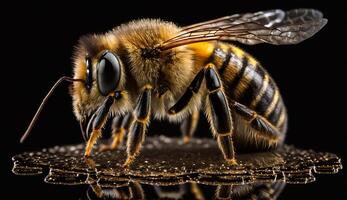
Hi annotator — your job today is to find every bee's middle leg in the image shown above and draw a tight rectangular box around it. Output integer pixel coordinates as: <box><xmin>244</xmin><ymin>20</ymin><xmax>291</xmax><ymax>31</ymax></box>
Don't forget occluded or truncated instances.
<box><xmin>112</xmin><ymin>113</ymin><xmax>134</xmax><ymax>149</ymax></box>
<box><xmin>168</xmin><ymin>64</ymin><xmax>236</xmax><ymax>164</ymax></box>
<box><xmin>99</xmin><ymin>113</ymin><xmax>134</xmax><ymax>151</ymax></box>
<box><xmin>169</xmin><ymin>70</ymin><xmax>204</xmax><ymax>143</ymax></box>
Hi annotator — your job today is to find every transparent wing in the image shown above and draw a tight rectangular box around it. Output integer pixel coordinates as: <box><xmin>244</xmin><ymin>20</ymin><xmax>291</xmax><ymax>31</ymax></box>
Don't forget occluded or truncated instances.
<box><xmin>160</xmin><ymin>9</ymin><xmax>327</xmax><ymax>50</ymax></box>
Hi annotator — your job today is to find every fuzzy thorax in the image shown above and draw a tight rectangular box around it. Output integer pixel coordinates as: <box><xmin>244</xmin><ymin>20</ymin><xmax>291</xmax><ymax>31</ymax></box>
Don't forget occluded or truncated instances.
<box><xmin>114</xmin><ymin>19</ymin><xmax>194</xmax><ymax>97</ymax></box>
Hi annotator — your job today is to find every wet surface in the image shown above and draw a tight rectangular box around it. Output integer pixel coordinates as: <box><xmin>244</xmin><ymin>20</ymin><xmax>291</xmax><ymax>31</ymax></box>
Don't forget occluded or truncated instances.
<box><xmin>12</xmin><ymin>136</ymin><xmax>342</xmax><ymax>199</ymax></box>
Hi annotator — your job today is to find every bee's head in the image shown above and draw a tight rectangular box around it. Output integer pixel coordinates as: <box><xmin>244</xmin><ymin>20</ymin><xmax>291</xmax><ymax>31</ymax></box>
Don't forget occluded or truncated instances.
<box><xmin>71</xmin><ymin>34</ymin><xmax>131</xmax><ymax>133</ymax></box>
<box><xmin>20</xmin><ymin>33</ymin><xmax>131</xmax><ymax>144</ymax></box>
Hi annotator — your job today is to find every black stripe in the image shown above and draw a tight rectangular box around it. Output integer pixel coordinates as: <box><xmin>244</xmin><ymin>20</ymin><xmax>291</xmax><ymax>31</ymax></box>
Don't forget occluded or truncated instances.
<box><xmin>218</xmin><ymin>48</ymin><xmax>232</xmax><ymax>74</ymax></box>
<box><xmin>238</xmin><ymin>64</ymin><xmax>265</xmax><ymax>107</ymax></box>
<box><xmin>229</xmin><ymin>56</ymin><xmax>248</xmax><ymax>99</ymax></box>
<box><xmin>268</xmin><ymin>98</ymin><xmax>283</xmax><ymax>125</ymax></box>
<box><xmin>255</xmin><ymin>77</ymin><xmax>276</xmax><ymax>115</ymax></box>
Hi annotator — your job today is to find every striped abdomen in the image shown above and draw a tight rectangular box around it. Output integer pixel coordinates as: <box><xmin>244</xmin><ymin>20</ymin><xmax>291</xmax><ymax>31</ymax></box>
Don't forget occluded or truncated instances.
<box><xmin>208</xmin><ymin>43</ymin><xmax>287</xmax><ymax>133</ymax></box>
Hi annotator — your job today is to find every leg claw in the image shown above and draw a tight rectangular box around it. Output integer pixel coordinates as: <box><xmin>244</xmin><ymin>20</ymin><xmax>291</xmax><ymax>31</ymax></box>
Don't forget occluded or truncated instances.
<box><xmin>99</xmin><ymin>144</ymin><xmax>112</xmax><ymax>152</ymax></box>
<box><xmin>183</xmin><ymin>136</ymin><xmax>190</xmax><ymax>144</ymax></box>
<box><xmin>227</xmin><ymin>158</ymin><xmax>238</xmax><ymax>165</ymax></box>
<box><xmin>123</xmin><ymin>156</ymin><xmax>135</xmax><ymax>168</ymax></box>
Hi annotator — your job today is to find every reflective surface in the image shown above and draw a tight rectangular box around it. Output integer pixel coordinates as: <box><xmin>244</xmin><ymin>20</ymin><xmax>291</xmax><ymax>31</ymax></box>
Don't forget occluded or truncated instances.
<box><xmin>12</xmin><ymin>136</ymin><xmax>342</xmax><ymax>199</ymax></box>
<box><xmin>80</xmin><ymin>182</ymin><xmax>286</xmax><ymax>199</ymax></box>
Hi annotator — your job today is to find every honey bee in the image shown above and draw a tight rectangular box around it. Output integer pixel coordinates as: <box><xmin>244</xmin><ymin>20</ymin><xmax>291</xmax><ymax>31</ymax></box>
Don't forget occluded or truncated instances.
<box><xmin>20</xmin><ymin>9</ymin><xmax>327</xmax><ymax>167</ymax></box>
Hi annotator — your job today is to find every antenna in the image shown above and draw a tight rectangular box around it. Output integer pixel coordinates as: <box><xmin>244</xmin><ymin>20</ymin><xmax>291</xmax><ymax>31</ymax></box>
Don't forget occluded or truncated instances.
<box><xmin>20</xmin><ymin>76</ymin><xmax>84</xmax><ymax>143</ymax></box>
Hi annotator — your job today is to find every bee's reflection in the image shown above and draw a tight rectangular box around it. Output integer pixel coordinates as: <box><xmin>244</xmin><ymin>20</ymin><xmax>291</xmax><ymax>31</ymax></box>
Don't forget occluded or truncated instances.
<box><xmin>86</xmin><ymin>181</ymin><xmax>144</xmax><ymax>199</ymax></box>
<box><xmin>81</xmin><ymin>149</ymin><xmax>286</xmax><ymax>199</ymax></box>
<box><xmin>83</xmin><ymin>181</ymin><xmax>286</xmax><ymax>200</ymax></box>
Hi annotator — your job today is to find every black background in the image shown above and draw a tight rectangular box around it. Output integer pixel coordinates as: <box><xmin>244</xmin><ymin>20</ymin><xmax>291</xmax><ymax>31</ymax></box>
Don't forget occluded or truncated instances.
<box><xmin>2</xmin><ymin>1</ymin><xmax>346</xmax><ymax>199</ymax></box>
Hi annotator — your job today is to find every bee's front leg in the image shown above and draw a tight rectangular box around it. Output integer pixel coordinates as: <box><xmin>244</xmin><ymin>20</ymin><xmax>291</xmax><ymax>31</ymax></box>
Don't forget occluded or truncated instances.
<box><xmin>123</xmin><ymin>85</ymin><xmax>152</xmax><ymax>167</ymax></box>
<box><xmin>84</xmin><ymin>95</ymin><xmax>115</xmax><ymax>157</ymax></box>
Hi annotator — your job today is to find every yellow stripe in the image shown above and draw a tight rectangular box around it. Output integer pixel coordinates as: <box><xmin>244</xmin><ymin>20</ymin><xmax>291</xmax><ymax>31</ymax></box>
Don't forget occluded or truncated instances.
<box><xmin>230</xmin><ymin>45</ymin><xmax>258</xmax><ymax>66</ymax></box>
<box><xmin>247</xmin><ymin>56</ymin><xmax>258</xmax><ymax>67</ymax></box>
<box><xmin>264</xmin><ymin>90</ymin><xmax>279</xmax><ymax>117</ymax></box>
<box><xmin>230</xmin><ymin>45</ymin><xmax>245</xmax><ymax>58</ymax></box>
<box><xmin>250</xmin><ymin>74</ymin><xmax>269</xmax><ymax>108</ymax></box>
<box><xmin>276</xmin><ymin>109</ymin><xmax>286</xmax><ymax>127</ymax></box>
<box><xmin>219</xmin><ymin>43</ymin><xmax>230</xmax><ymax>52</ymax></box>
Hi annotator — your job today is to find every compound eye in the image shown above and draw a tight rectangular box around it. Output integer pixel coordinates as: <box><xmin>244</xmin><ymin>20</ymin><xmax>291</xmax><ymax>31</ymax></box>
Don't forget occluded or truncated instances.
<box><xmin>97</xmin><ymin>51</ymin><xmax>121</xmax><ymax>96</ymax></box>
<box><xmin>85</xmin><ymin>57</ymin><xmax>93</xmax><ymax>91</ymax></box>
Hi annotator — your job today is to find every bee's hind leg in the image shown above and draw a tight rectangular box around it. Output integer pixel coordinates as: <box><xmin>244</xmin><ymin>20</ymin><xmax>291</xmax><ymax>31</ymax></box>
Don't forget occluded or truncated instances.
<box><xmin>123</xmin><ymin>85</ymin><xmax>152</xmax><ymax>168</ymax></box>
<box><xmin>204</xmin><ymin>64</ymin><xmax>236</xmax><ymax>165</ymax></box>
<box><xmin>230</xmin><ymin>100</ymin><xmax>283</xmax><ymax>147</ymax></box>
<box><xmin>84</xmin><ymin>95</ymin><xmax>114</xmax><ymax>157</ymax></box>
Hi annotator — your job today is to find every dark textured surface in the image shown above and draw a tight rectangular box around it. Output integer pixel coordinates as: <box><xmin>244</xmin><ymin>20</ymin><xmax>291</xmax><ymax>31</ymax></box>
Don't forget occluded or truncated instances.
<box><xmin>12</xmin><ymin>136</ymin><xmax>342</xmax><ymax>187</ymax></box>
